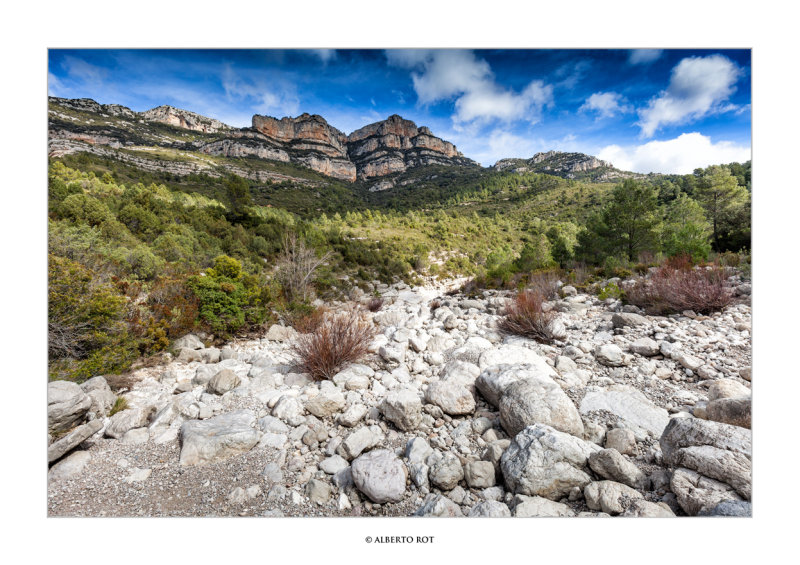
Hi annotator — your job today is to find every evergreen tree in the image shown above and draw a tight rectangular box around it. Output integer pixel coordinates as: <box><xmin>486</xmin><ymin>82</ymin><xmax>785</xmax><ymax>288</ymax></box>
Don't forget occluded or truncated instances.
<box><xmin>694</xmin><ymin>165</ymin><xmax>750</xmax><ymax>251</ymax></box>
<box><xmin>597</xmin><ymin>179</ymin><xmax>660</xmax><ymax>261</ymax></box>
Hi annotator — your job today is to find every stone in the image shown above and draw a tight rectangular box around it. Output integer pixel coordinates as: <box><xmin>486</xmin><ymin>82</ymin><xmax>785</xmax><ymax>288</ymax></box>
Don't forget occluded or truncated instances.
<box><xmin>105</xmin><ymin>407</ymin><xmax>153</xmax><ymax>439</ymax></box>
<box><xmin>121</xmin><ymin>427</ymin><xmax>150</xmax><ymax>444</ymax></box>
<box><xmin>379</xmin><ymin>343</ymin><xmax>407</xmax><ymax>364</ymax></box>
<box><xmin>660</xmin><ymin>418</ymin><xmax>751</xmax><ymax>499</ymax></box>
<box><xmin>47</xmin><ymin>419</ymin><xmax>103</xmax><ymax>463</ymax></box>
<box><xmin>500</xmin><ymin>424</ymin><xmax>601</xmax><ymax>500</ymax></box>
<box><xmin>339</xmin><ymin>426</ymin><xmax>384</xmax><ymax>460</ymax></box>
<box><xmin>48</xmin><ymin>381</ymin><xmax>91</xmax><ymax>433</ymax></box>
<box><xmin>305</xmin><ymin>479</ymin><xmax>332</xmax><ymax>504</ymax></box>
<box><xmin>611</xmin><ymin>312</ymin><xmax>649</xmax><ymax>328</ymax></box>
<box><xmin>80</xmin><ymin>376</ymin><xmax>116</xmax><ymax>417</ymax></box>
<box><xmin>594</xmin><ymin>344</ymin><xmax>626</xmax><ymax>367</ymax></box>
<box><xmin>476</xmin><ymin>360</ymin><xmax>558</xmax><ymax>408</ymax></box>
<box><xmin>499</xmin><ymin>376</ymin><xmax>584</xmax><ymax>438</ymax></box>
<box><xmin>173</xmin><ymin>334</ymin><xmax>204</xmax><ymax>350</ymax></box>
<box><xmin>482</xmin><ymin>439</ymin><xmax>511</xmax><ymax>474</ymax></box>
<box><xmin>479</xmin><ymin>345</ymin><xmax>557</xmax><ymax>373</ymax></box>
<box><xmin>271</xmin><ymin>396</ymin><xmax>306</xmax><ymax>426</ymax></box>
<box><xmin>630</xmin><ymin>337</ymin><xmax>660</xmax><ymax>357</ymax></box>
<box><xmin>404</xmin><ymin>437</ymin><xmax>433</xmax><ymax>464</ymax></box>
<box><xmin>621</xmin><ymin>499</ymin><xmax>676</xmax><ymax>517</ymax></box>
<box><xmin>48</xmin><ymin>450</ymin><xmax>91</xmax><ymax>481</ymax></box>
<box><xmin>206</xmin><ymin>369</ymin><xmax>240</xmax><ymax>395</ymax></box>
<box><xmin>697</xmin><ymin>500</ymin><xmax>752</xmax><ymax>517</ymax></box>
<box><xmin>425</xmin><ymin>381</ymin><xmax>475</xmax><ymax>416</ymax></box>
<box><xmin>199</xmin><ymin>348</ymin><xmax>221</xmax><ymax>364</ymax></box>
<box><xmin>588</xmin><ymin>449</ymin><xmax>649</xmax><ymax>490</ymax></box>
<box><xmin>305</xmin><ymin>389</ymin><xmax>346</xmax><ymax>418</ymax></box>
<box><xmin>179</xmin><ymin>409</ymin><xmax>261</xmax><ymax>466</ymax></box>
<box><xmin>605</xmin><ymin>428</ymin><xmax>636</xmax><ymax>455</ymax></box>
<box><xmin>707</xmin><ymin>379</ymin><xmax>751</xmax><ymax>401</ymax></box>
<box><xmin>670</xmin><ymin>468</ymin><xmax>744</xmax><ymax>516</ymax></box>
<box><xmin>706</xmin><ymin>397</ymin><xmax>751</xmax><ymax>429</ymax></box>
<box><xmin>513</xmin><ymin>496</ymin><xmax>575</xmax><ymax>517</ymax></box>
<box><xmin>464</xmin><ymin>461</ymin><xmax>496</xmax><ymax>488</ymax></box>
<box><xmin>380</xmin><ymin>388</ymin><xmax>423</xmax><ymax>431</ymax></box>
<box><xmin>584</xmin><ymin>480</ymin><xmax>643</xmax><ymax>515</ymax></box>
<box><xmin>262</xmin><ymin>462</ymin><xmax>283</xmax><ymax>483</ymax></box>
<box><xmin>265</xmin><ymin>324</ymin><xmax>298</xmax><ymax>342</ymax></box>
<box><xmin>351</xmin><ymin>449</ymin><xmax>407</xmax><ymax>503</ymax></box>
<box><xmin>468</xmin><ymin>500</ymin><xmax>512</xmax><ymax>517</ymax></box>
<box><xmin>177</xmin><ymin>348</ymin><xmax>203</xmax><ymax>363</ymax></box>
<box><xmin>413</xmin><ymin>494</ymin><xmax>464</xmax><ymax>517</ymax></box>
<box><xmin>123</xmin><ymin>467</ymin><xmax>152</xmax><ymax>483</ymax></box>
<box><xmin>338</xmin><ymin>403</ymin><xmax>368</xmax><ymax>427</ymax></box>
<box><xmin>580</xmin><ymin>385</ymin><xmax>670</xmax><ymax>437</ymax></box>
<box><xmin>320</xmin><ymin>455</ymin><xmax>349</xmax><ymax>475</ymax></box>
<box><xmin>258</xmin><ymin>433</ymin><xmax>288</xmax><ymax>449</ymax></box>
<box><xmin>429</xmin><ymin>453</ymin><xmax>464</xmax><ymax>490</ymax></box>
<box><xmin>672</xmin><ymin>351</ymin><xmax>703</xmax><ymax>371</ymax></box>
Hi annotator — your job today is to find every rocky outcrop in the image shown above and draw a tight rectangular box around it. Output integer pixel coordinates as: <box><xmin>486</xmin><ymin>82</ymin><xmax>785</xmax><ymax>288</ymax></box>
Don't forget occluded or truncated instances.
<box><xmin>141</xmin><ymin>105</ymin><xmax>231</xmax><ymax>133</ymax></box>
<box><xmin>494</xmin><ymin>150</ymin><xmax>642</xmax><ymax>181</ymax></box>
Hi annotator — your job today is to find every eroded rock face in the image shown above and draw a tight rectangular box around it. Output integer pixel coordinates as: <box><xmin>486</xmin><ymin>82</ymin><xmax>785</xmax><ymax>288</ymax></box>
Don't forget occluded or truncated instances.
<box><xmin>179</xmin><ymin>410</ymin><xmax>261</xmax><ymax>466</ymax></box>
<box><xmin>142</xmin><ymin>105</ymin><xmax>230</xmax><ymax>133</ymax></box>
<box><xmin>48</xmin><ymin>381</ymin><xmax>91</xmax><ymax>433</ymax></box>
<box><xmin>498</xmin><ymin>375</ymin><xmax>584</xmax><ymax>438</ymax></box>
<box><xmin>351</xmin><ymin>449</ymin><xmax>407</xmax><ymax>503</ymax></box>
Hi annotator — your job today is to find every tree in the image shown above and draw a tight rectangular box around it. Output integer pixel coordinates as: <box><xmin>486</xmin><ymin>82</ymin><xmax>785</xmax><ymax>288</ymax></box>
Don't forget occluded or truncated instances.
<box><xmin>596</xmin><ymin>179</ymin><xmax>660</xmax><ymax>262</ymax></box>
<box><xmin>694</xmin><ymin>165</ymin><xmax>750</xmax><ymax>251</ymax></box>
<box><xmin>276</xmin><ymin>233</ymin><xmax>331</xmax><ymax>303</ymax></box>
<box><xmin>661</xmin><ymin>194</ymin><xmax>712</xmax><ymax>262</ymax></box>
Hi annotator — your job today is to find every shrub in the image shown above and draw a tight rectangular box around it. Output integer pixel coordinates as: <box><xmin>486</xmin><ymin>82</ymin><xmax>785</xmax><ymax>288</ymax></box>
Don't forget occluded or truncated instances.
<box><xmin>499</xmin><ymin>290</ymin><xmax>558</xmax><ymax>344</ymax></box>
<box><xmin>526</xmin><ymin>269</ymin><xmax>561</xmax><ymax>300</ymax></box>
<box><xmin>108</xmin><ymin>396</ymin><xmax>129</xmax><ymax>417</ymax></box>
<box><xmin>366</xmin><ymin>297</ymin><xmax>384</xmax><ymax>312</ymax></box>
<box><xmin>290</xmin><ymin>306</ymin><xmax>329</xmax><ymax>334</ymax></box>
<box><xmin>598</xmin><ymin>282</ymin><xmax>623</xmax><ymax>300</ymax></box>
<box><xmin>291</xmin><ymin>309</ymin><xmax>376</xmax><ymax>380</ymax></box>
<box><xmin>625</xmin><ymin>266</ymin><xmax>733</xmax><ymax>315</ymax></box>
<box><xmin>276</xmin><ymin>233</ymin><xmax>331</xmax><ymax>302</ymax></box>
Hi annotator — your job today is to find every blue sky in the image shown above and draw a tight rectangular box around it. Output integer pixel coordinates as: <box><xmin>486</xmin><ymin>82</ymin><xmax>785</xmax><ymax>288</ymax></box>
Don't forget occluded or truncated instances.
<box><xmin>48</xmin><ymin>49</ymin><xmax>751</xmax><ymax>174</ymax></box>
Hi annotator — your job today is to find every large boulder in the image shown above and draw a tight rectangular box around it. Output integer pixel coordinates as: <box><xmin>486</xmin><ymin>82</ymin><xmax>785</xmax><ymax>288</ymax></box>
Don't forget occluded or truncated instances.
<box><xmin>173</xmin><ymin>333</ymin><xmax>204</xmax><ymax>350</ymax></box>
<box><xmin>499</xmin><ymin>376</ymin><xmax>584</xmax><ymax>438</ymax></box>
<box><xmin>580</xmin><ymin>385</ymin><xmax>670</xmax><ymax>437</ymax></box>
<box><xmin>351</xmin><ymin>449</ymin><xmax>408</xmax><ymax>503</ymax></box>
<box><xmin>584</xmin><ymin>480</ymin><xmax>643</xmax><ymax>515</ymax></box>
<box><xmin>380</xmin><ymin>388</ymin><xmax>423</xmax><ymax>431</ymax></box>
<box><xmin>594</xmin><ymin>344</ymin><xmax>626</xmax><ymax>367</ymax></box>
<box><xmin>500</xmin><ymin>424</ymin><xmax>601</xmax><ymax>500</ymax></box>
<box><xmin>48</xmin><ymin>381</ymin><xmax>91</xmax><ymax>433</ymax></box>
<box><xmin>670</xmin><ymin>468</ymin><xmax>744</xmax><ymax>516</ymax></box>
<box><xmin>479</xmin><ymin>345</ymin><xmax>553</xmax><ymax>371</ymax></box>
<box><xmin>476</xmin><ymin>362</ymin><xmax>559</xmax><ymax>408</ymax></box>
<box><xmin>706</xmin><ymin>397</ymin><xmax>751</xmax><ymax>429</ymax></box>
<box><xmin>588</xmin><ymin>448</ymin><xmax>649</xmax><ymax>490</ymax></box>
<box><xmin>707</xmin><ymin>379</ymin><xmax>751</xmax><ymax>401</ymax></box>
<box><xmin>425</xmin><ymin>381</ymin><xmax>475</xmax><ymax>416</ymax></box>
<box><xmin>48</xmin><ymin>419</ymin><xmax>103</xmax><ymax>463</ymax></box>
<box><xmin>48</xmin><ymin>450</ymin><xmax>92</xmax><ymax>481</ymax></box>
<box><xmin>660</xmin><ymin>417</ymin><xmax>751</xmax><ymax>499</ymax></box>
<box><xmin>80</xmin><ymin>377</ymin><xmax>116</xmax><ymax>417</ymax></box>
<box><xmin>105</xmin><ymin>407</ymin><xmax>154</xmax><ymax>439</ymax></box>
<box><xmin>179</xmin><ymin>410</ymin><xmax>261</xmax><ymax>466</ymax></box>
<box><xmin>206</xmin><ymin>369</ymin><xmax>241</xmax><ymax>395</ymax></box>
<box><xmin>611</xmin><ymin>312</ymin><xmax>649</xmax><ymax>328</ymax></box>
<box><xmin>305</xmin><ymin>389</ymin><xmax>346</xmax><ymax>418</ymax></box>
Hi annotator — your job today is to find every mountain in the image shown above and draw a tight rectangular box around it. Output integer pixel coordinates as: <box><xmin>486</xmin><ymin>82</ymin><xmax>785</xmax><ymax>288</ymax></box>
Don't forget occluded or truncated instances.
<box><xmin>48</xmin><ymin>97</ymin><xmax>477</xmax><ymax>183</ymax></box>
<box><xmin>494</xmin><ymin>150</ymin><xmax>642</xmax><ymax>182</ymax></box>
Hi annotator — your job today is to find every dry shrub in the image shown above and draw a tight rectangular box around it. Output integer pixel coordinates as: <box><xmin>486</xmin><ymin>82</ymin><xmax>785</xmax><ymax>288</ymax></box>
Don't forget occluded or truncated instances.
<box><xmin>366</xmin><ymin>297</ymin><xmax>384</xmax><ymax>312</ymax></box>
<box><xmin>104</xmin><ymin>372</ymin><xmax>141</xmax><ymax>393</ymax></box>
<box><xmin>291</xmin><ymin>307</ymin><xmax>329</xmax><ymax>334</ymax></box>
<box><xmin>664</xmin><ymin>253</ymin><xmax>695</xmax><ymax>271</ymax></box>
<box><xmin>430</xmin><ymin>299</ymin><xmax>442</xmax><ymax>311</ymax></box>
<box><xmin>499</xmin><ymin>290</ymin><xmax>558</xmax><ymax>344</ymax></box>
<box><xmin>526</xmin><ymin>270</ymin><xmax>561</xmax><ymax>300</ymax></box>
<box><xmin>626</xmin><ymin>265</ymin><xmax>733</xmax><ymax>315</ymax></box>
<box><xmin>291</xmin><ymin>309</ymin><xmax>376</xmax><ymax>380</ymax></box>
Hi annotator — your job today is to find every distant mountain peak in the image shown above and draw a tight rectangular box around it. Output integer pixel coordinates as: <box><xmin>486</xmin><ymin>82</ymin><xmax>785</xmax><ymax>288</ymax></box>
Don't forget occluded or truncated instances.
<box><xmin>494</xmin><ymin>150</ymin><xmax>639</xmax><ymax>182</ymax></box>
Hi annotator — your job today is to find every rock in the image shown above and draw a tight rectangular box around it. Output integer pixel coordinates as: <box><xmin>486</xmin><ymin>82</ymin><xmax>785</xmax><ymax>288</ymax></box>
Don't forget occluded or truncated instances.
<box><xmin>630</xmin><ymin>337</ymin><xmax>660</xmax><ymax>357</ymax></box>
<box><xmin>588</xmin><ymin>449</ymin><xmax>649</xmax><ymax>490</ymax></box>
<box><xmin>258</xmin><ymin>433</ymin><xmax>288</xmax><ymax>449</ymax></box>
<box><xmin>439</xmin><ymin>360</ymin><xmax>481</xmax><ymax>391</ymax></box>
<box><xmin>351</xmin><ymin>449</ymin><xmax>407</xmax><ymax>503</ymax></box>
<box><xmin>594</xmin><ymin>344</ymin><xmax>626</xmax><ymax>367</ymax></box>
<box><xmin>580</xmin><ymin>385</ymin><xmax>670</xmax><ymax>437</ymax></box>
<box><xmin>123</xmin><ymin>467</ymin><xmax>152</xmax><ymax>483</ymax></box>
<box><xmin>429</xmin><ymin>453</ymin><xmax>464</xmax><ymax>490</ymax></box>
<box><xmin>707</xmin><ymin>379</ymin><xmax>751</xmax><ymax>401</ymax></box>
<box><xmin>706</xmin><ymin>397</ymin><xmax>751</xmax><ymax>429</ymax></box>
<box><xmin>584</xmin><ymin>480</ymin><xmax>643</xmax><ymax>515</ymax></box>
<box><xmin>338</xmin><ymin>403</ymin><xmax>368</xmax><ymax>427</ymax></box>
<box><xmin>405</xmin><ymin>437</ymin><xmax>433</xmax><ymax>464</ymax></box>
<box><xmin>670</xmin><ymin>468</ymin><xmax>744</xmax><ymax>516</ymax></box>
<box><xmin>425</xmin><ymin>381</ymin><xmax>475</xmax><ymax>416</ymax></box>
<box><xmin>305</xmin><ymin>389</ymin><xmax>346</xmax><ymax>418</ymax></box>
<box><xmin>672</xmin><ymin>351</ymin><xmax>703</xmax><ymax>371</ymax></box>
<box><xmin>339</xmin><ymin>426</ymin><xmax>384</xmax><ymax>460</ymax></box>
<box><xmin>380</xmin><ymin>388</ymin><xmax>423</xmax><ymax>431</ymax></box>
<box><xmin>379</xmin><ymin>343</ymin><xmax>407</xmax><ymax>364</ymax></box>
<box><xmin>105</xmin><ymin>407</ymin><xmax>153</xmax><ymax>439</ymax></box>
<box><xmin>179</xmin><ymin>409</ymin><xmax>262</xmax><ymax>466</ymax></box>
<box><xmin>173</xmin><ymin>333</ymin><xmax>204</xmax><ymax>350</ymax></box>
<box><xmin>605</xmin><ymin>428</ymin><xmax>636</xmax><ymax>455</ymax></box>
<box><xmin>48</xmin><ymin>419</ymin><xmax>103</xmax><ymax>463</ymax></box>
<box><xmin>482</xmin><ymin>439</ymin><xmax>511</xmax><ymax>475</ymax></box>
<box><xmin>80</xmin><ymin>376</ymin><xmax>116</xmax><ymax>417</ymax></box>
<box><xmin>48</xmin><ymin>381</ymin><xmax>92</xmax><ymax>433</ymax></box>
<box><xmin>476</xmin><ymin>361</ymin><xmax>558</xmax><ymax>407</ymax></box>
<box><xmin>621</xmin><ymin>499</ymin><xmax>676</xmax><ymax>517</ymax></box>
<box><xmin>177</xmin><ymin>348</ymin><xmax>203</xmax><ymax>363</ymax></box>
<box><xmin>500</xmin><ymin>424</ymin><xmax>601</xmax><ymax>500</ymax></box>
<box><xmin>468</xmin><ymin>500</ymin><xmax>512</xmax><ymax>517</ymax></box>
<box><xmin>305</xmin><ymin>479</ymin><xmax>332</xmax><ymax>504</ymax></box>
<box><xmin>660</xmin><ymin>418</ymin><xmax>751</xmax><ymax>499</ymax></box>
<box><xmin>199</xmin><ymin>347</ymin><xmax>221</xmax><ymax>364</ymax></box>
<box><xmin>413</xmin><ymin>494</ymin><xmax>464</xmax><ymax>517</ymax></box>
<box><xmin>611</xmin><ymin>312</ymin><xmax>649</xmax><ymax>328</ymax></box>
<box><xmin>271</xmin><ymin>396</ymin><xmax>306</xmax><ymax>426</ymax></box>
<box><xmin>499</xmin><ymin>376</ymin><xmax>584</xmax><ymax>438</ymax></box>
<box><xmin>320</xmin><ymin>455</ymin><xmax>349</xmax><ymax>475</ymax></box>
<box><xmin>262</xmin><ymin>462</ymin><xmax>283</xmax><ymax>483</ymax></box>
<box><xmin>479</xmin><ymin>345</ymin><xmax>556</xmax><ymax>372</ymax></box>
<box><xmin>206</xmin><ymin>369</ymin><xmax>241</xmax><ymax>395</ymax></box>
<box><xmin>697</xmin><ymin>500</ymin><xmax>752</xmax><ymax>517</ymax></box>
<box><xmin>560</xmin><ymin>285</ymin><xmax>577</xmax><ymax>297</ymax></box>
<box><xmin>265</xmin><ymin>324</ymin><xmax>298</xmax><ymax>342</ymax></box>
<box><xmin>739</xmin><ymin>367</ymin><xmax>752</xmax><ymax>382</ymax></box>
<box><xmin>121</xmin><ymin>427</ymin><xmax>150</xmax><ymax>444</ymax></box>
<box><xmin>48</xmin><ymin>450</ymin><xmax>91</xmax><ymax>481</ymax></box>
<box><xmin>513</xmin><ymin>495</ymin><xmax>575</xmax><ymax>517</ymax></box>
<box><xmin>464</xmin><ymin>461</ymin><xmax>496</xmax><ymax>488</ymax></box>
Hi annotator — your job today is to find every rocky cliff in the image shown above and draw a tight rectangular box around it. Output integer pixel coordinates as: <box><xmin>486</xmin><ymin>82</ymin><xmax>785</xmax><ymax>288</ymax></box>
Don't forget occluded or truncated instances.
<box><xmin>142</xmin><ymin>105</ymin><xmax>231</xmax><ymax>134</ymax></box>
<box><xmin>494</xmin><ymin>151</ymin><xmax>641</xmax><ymax>182</ymax></box>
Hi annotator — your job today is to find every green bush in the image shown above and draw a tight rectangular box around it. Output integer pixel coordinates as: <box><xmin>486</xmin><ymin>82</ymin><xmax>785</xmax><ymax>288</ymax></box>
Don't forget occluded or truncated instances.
<box><xmin>598</xmin><ymin>281</ymin><xmax>623</xmax><ymax>300</ymax></box>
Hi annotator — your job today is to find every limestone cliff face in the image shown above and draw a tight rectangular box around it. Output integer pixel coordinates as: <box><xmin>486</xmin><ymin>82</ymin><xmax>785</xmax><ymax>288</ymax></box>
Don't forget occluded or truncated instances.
<box><xmin>252</xmin><ymin>114</ymin><xmax>348</xmax><ymax>158</ymax></box>
<box><xmin>493</xmin><ymin>150</ymin><xmax>639</xmax><ymax>181</ymax></box>
<box><xmin>141</xmin><ymin>105</ymin><xmax>231</xmax><ymax>134</ymax></box>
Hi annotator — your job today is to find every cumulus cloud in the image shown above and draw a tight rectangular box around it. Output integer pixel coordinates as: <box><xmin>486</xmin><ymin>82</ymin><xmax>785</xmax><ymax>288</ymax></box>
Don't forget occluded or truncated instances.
<box><xmin>386</xmin><ymin>49</ymin><xmax>553</xmax><ymax>125</ymax></box>
<box><xmin>579</xmin><ymin>91</ymin><xmax>632</xmax><ymax>118</ymax></box>
<box><xmin>597</xmin><ymin>132</ymin><xmax>751</xmax><ymax>174</ymax></box>
<box><xmin>221</xmin><ymin>65</ymin><xmax>299</xmax><ymax>117</ymax></box>
<box><xmin>638</xmin><ymin>54</ymin><xmax>742</xmax><ymax>137</ymax></box>
<box><xmin>628</xmin><ymin>49</ymin><xmax>663</xmax><ymax>65</ymax></box>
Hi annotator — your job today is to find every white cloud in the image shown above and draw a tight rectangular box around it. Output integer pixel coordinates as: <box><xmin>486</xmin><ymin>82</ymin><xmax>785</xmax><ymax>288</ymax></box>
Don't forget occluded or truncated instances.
<box><xmin>579</xmin><ymin>91</ymin><xmax>632</xmax><ymax>118</ymax></box>
<box><xmin>386</xmin><ymin>49</ymin><xmax>553</xmax><ymax>125</ymax></box>
<box><xmin>638</xmin><ymin>54</ymin><xmax>742</xmax><ymax>137</ymax></box>
<box><xmin>221</xmin><ymin>65</ymin><xmax>299</xmax><ymax>118</ymax></box>
<box><xmin>48</xmin><ymin>72</ymin><xmax>65</xmax><ymax>96</ymax></box>
<box><xmin>597</xmin><ymin>132</ymin><xmax>751</xmax><ymax>174</ymax></box>
<box><xmin>628</xmin><ymin>49</ymin><xmax>663</xmax><ymax>65</ymax></box>
<box><xmin>310</xmin><ymin>49</ymin><xmax>336</xmax><ymax>63</ymax></box>
<box><xmin>60</xmin><ymin>55</ymin><xmax>107</xmax><ymax>83</ymax></box>
<box><xmin>452</xmin><ymin>129</ymin><xmax>542</xmax><ymax>166</ymax></box>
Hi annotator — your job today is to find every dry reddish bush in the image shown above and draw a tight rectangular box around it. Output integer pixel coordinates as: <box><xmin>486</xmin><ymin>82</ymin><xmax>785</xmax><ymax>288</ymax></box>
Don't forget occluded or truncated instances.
<box><xmin>626</xmin><ymin>265</ymin><xmax>733</xmax><ymax>315</ymax></box>
<box><xmin>291</xmin><ymin>309</ymin><xmax>376</xmax><ymax>380</ymax></box>
<box><xmin>291</xmin><ymin>307</ymin><xmax>329</xmax><ymax>334</ymax></box>
<box><xmin>499</xmin><ymin>290</ymin><xmax>558</xmax><ymax>344</ymax></box>
<box><xmin>430</xmin><ymin>299</ymin><xmax>442</xmax><ymax>310</ymax></box>
<box><xmin>664</xmin><ymin>253</ymin><xmax>695</xmax><ymax>271</ymax></box>
<box><xmin>366</xmin><ymin>297</ymin><xmax>384</xmax><ymax>312</ymax></box>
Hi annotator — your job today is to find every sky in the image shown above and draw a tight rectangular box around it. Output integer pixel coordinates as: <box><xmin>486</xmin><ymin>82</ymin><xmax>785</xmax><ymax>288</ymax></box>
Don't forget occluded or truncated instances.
<box><xmin>48</xmin><ymin>49</ymin><xmax>751</xmax><ymax>174</ymax></box>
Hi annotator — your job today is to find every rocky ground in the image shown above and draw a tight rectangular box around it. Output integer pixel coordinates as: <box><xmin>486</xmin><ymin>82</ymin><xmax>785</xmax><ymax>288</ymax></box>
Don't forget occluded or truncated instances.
<box><xmin>47</xmin><ymin>274</ymin><xmax>752</xmax><ymax>518</ymax></box>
